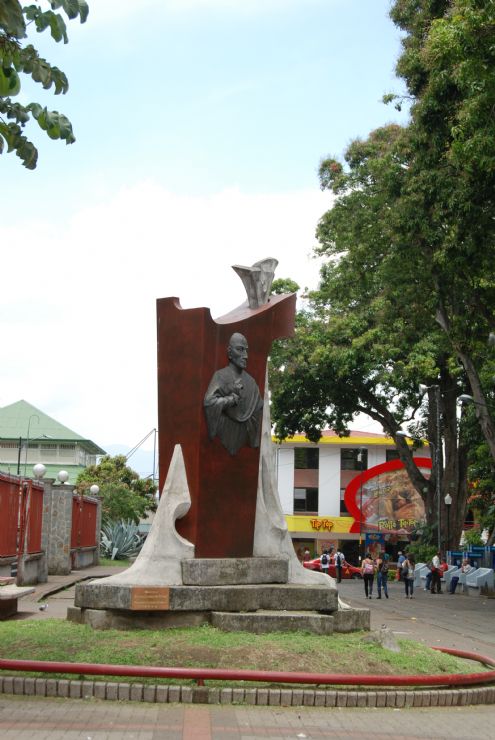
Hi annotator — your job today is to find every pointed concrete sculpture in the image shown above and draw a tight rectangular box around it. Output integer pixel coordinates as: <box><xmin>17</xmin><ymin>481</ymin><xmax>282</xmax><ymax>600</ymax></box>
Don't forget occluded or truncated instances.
<box><xmin>93</xmin><ymin>445</ymin><xmax>194</xmax><ymax>586</ymax></box>
<box><xmin>253</xmin><ymin>371</ymin><xmax>331</xmax><ymax>586</ymax></box>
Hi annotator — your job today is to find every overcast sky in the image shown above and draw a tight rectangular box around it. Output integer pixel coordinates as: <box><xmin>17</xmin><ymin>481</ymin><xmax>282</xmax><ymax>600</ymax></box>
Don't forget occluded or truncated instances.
<box><xmin>1</xmin><ymin>0</ymin><xmax>408</xmax><ymax>459</ymax></box>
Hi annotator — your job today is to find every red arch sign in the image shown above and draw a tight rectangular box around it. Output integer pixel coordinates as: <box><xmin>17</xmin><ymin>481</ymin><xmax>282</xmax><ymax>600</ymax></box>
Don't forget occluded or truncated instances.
<box><xmin>344</xmin><ymin>457</ymin><xmax>432</xmax><ymax>534</ymax></box>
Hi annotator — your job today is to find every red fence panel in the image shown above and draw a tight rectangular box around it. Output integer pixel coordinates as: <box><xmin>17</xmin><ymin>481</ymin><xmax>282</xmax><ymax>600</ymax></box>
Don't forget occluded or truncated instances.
<box><xmin>71</xmin><ymin>495</ymin><xmax>98</xmax><ymax>549</ymax></box>
<box><xmin>80</xmin><ymin>498</ymin><xmax>98</xmax><ymax>548</ymax></box>
<box><xmin>0</xmin><ymin>475</ymin><xmax>20</xmax><ymax>557</ymax></box>
<box><xmin>26</xmin><ymin>484</ymin><xmax>44</xmax><ymax>554</ymax></box>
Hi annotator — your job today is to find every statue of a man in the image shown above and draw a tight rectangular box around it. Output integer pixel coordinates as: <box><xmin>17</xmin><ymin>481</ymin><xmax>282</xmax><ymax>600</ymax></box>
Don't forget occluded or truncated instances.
<box><xmin>204</xmin><ymin>332</ymin><xmax>263</xmax><ymax>455</ymax></box>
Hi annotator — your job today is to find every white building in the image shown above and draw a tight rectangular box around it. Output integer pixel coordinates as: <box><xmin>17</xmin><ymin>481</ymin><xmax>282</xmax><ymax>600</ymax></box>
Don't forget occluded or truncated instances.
<box><xmin>275</xmin><ymin>430</ymin><xmax>429</xmax><ymax>563</ymax></box>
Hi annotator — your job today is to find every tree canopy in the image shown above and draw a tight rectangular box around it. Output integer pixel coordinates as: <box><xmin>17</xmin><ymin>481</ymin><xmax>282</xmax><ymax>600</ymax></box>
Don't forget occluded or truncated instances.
<box><xmin>0</xmin><ymin>0</ymin><xmax>88</xmax><ymax>169</ymax></box>
<box><xmin>387</xmin><ymin>0</ymin><xmax>495</xmax><ymax>458</ymax></box>
<box><xmin>270</xmin><ymin>0</ymin><xmax>495</xmax><ymax>549</ymax></box>
<box><xmin>76</xmin><ymin>454</ymin><xmax>156</xmax><ymax>525</ymax></box>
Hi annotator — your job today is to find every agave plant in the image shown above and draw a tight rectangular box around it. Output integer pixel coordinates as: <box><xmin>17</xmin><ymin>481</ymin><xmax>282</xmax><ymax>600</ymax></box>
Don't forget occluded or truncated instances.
<box><xmin>100</xmin><ymin>520</ymin><xmax>145</xmax><ymax>561</ymax></box>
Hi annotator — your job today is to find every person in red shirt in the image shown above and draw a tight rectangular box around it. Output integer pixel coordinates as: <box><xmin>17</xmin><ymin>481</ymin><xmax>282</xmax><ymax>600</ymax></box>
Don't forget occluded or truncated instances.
<box><xmin>438</xmin><ymin>557</ymin><xmax>449</xmax><ymax>592</ymax></box>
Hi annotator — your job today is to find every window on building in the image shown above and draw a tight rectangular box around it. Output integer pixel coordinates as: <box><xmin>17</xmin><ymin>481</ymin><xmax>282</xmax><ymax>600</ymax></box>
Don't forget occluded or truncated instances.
<box><xmin>41</xmin><ymin>443</ymin><xmax>57</xmax><ymax>457</ymax></box>
<box><xmin>294</xmin><ymin>448</ymin><xmax>319</xmax><ymax>469</ymax></box>
<box><xmin>341</xmin><ymin>448</ymin><xmax>367</xmax><ymax>470</ymax></box>
<box><xmin>293</xmin><ymin>487</ymin><xmax>318</xmax><ymax>513</ymax></box>
<box><xmin>386</xmin><ymin>449</ymin><xmax>400</xmax><ymax>462</ymax></box>
<box><xmin>340</xmin><ymin>488</ymin><xmax>350</xmax><ymax>515</ymax></box>
<box><xmin>340</xmin><ymin>499</ymin><xmax>350</xmax><ymax>515</ymax></box>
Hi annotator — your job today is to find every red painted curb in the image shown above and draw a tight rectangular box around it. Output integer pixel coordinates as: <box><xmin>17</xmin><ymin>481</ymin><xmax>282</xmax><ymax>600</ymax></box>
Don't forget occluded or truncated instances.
<box><xmin>1</xmin><ymin>647</ymin><xmax>494</xmax><ymax>688</ymax></box>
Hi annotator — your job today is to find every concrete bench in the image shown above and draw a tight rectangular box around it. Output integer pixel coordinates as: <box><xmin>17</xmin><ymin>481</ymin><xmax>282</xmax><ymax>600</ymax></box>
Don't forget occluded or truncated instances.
<box><xmin>441</xmin><ymin>565</ymin><xmax>457</xmax><ymax>583</ymax></box>
<box><xmin>0</xmin><ymin>584</ymin><xmax>35</xmax><ymax>619</ymax></box>
<box><xmin>444</xmin><ymin>566</ymin><xmax>462</xmax><ymax>591</ymax></box>
<box><xmin>413</xmin><ymin>563</ymin><xmax>426</xmax><ymax>587</ymax></box>
<box><xmin>418</xmin><ymin>564</ymin><xmax>456</xmax><ymax>590</ymax></box>
<box><xmin>465</xmin><ymin>568</ymin><xmax>494</xmax><ymax>596</ymax></box>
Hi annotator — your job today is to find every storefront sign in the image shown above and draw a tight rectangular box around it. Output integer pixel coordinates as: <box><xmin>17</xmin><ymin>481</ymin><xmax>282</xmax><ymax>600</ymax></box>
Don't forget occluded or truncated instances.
<box><xmin>285</xmin><ymin>515</ymin><xmax>354</xmax><ymax>534</ymax></box>
<box><xmin>365</xmin><ymin>533</ymin><xmax>386</xmax><ymax>558</ymax></box>
<box><xmin>344</xmin><ymin>457</ymin><xmax>431</xmax><ymax>536</ymax></box>
<box><xmin>309</xmin><ymin>518</ymin><xmax>334</xmax><ymax>531</ymax></box>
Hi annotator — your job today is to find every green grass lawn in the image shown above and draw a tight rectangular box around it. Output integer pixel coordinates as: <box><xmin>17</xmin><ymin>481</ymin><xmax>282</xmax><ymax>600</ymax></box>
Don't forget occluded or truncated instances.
<box><xmin>0</xmin><ymin>619</ymin><xmax>488</xmax><ymax>687</ymax></box>
<box><xmin>98</xmin><ymin>557</ymin><xmax>131</xmax><ymax>568</ymax></box>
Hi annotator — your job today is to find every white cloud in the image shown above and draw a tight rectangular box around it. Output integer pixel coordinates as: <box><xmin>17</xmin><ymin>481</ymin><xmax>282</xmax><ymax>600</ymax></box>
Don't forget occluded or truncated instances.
<box><xmin>1</xmin><ymin>183</ymin><xmax>331</xmax><ymax>450</ymax></box>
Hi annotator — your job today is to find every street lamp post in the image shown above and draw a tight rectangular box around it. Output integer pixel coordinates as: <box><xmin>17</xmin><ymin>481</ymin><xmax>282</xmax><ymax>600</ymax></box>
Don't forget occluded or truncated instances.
<box><xmin>23</xmin><ymin>414</ymin><xmax>40</xmax><ymax>476</ymax></box>
<box><xmin>444</xmin><ymin>491</ymin><xmax>452</xmax><ymax>553</ymax></box>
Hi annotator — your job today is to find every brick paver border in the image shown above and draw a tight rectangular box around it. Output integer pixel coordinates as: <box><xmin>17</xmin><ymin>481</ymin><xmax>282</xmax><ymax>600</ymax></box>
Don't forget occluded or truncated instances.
<box><xmin>1</xmin><ymin>675</ymin><xmax>494</xmax><ymax>707</ymax></box>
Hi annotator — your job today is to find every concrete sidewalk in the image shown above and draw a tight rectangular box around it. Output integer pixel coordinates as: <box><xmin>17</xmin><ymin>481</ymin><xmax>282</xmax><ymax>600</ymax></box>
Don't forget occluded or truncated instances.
<box><xmin>13</xmin><ymin>564</ymin><xmax>126</xmax><ymax>621</ymax></box>
<box><xmin>0</xmin><ymin>695</ymin><xmax>494</xmax><ymax>739</ymax></box>
<box><xmin>337</xmin><ymin>577</ymin><xmax>495</xmax><ymax>659</ymax></box>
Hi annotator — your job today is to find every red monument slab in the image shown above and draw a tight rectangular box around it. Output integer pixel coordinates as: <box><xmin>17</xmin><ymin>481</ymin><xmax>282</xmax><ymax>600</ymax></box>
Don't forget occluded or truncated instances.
<box><xmin>157</xmin><ymin>288</ymin><xmax>295</xmax><ymax>558</ymax></box>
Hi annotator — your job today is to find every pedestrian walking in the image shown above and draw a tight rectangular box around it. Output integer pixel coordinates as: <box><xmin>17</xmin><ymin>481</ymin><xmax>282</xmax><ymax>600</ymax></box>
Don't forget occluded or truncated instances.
<box><xmin>376</xmin><ymin>553</ymin><xmax>390</xmax><ymax>599</ymax></box>
<box><xmin>335</xmin><ymin>549</ymin><xmax>344</xmax><ymax>583</ymax></box>
<box><xmin>397</xmin><ymin>551</ymin><xmax>405</xmax><ymax>581</ymax></box>
<box><xmin>320</xmin><ymin>549</ymin><xmax>330</xmax><ymax>576</ymax></box>
<box><xmin>361</xmin><ymin>553</ymin><xmax>375</xmax><ymax>599</ymax></box>
<box><xmin>430</xmin><ymin>551</ymin><xmax>442</xmax><ymax>594</ymax></box>
<box><xmin>403</xmin><ymin>553</ymin><xmax>415</xmax><ymax>598</ymax></box>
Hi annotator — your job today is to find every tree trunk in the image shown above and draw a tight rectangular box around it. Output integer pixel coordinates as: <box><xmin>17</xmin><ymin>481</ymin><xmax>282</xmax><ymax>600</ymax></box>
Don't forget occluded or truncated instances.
<box><xmin>440</xmin><ymin>369</ymin><xmax>468</xmax><ymax>551</ymax></box>
<box><xmin>436</xmin><ymin>302</ymin><xmax>495</xmax><ymax>464</ymax></box>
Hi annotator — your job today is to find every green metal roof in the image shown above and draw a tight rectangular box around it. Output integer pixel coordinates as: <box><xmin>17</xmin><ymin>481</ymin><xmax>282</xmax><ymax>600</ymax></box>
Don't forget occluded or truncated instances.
<box><xmin>0</xmin><ymin>400</ymin><xmax>106</xmax><ymax>455</ymax></box>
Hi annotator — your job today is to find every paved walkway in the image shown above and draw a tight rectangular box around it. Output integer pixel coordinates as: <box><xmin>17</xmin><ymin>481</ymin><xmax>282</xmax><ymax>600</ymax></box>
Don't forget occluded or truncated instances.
<box><xmin>0</xmin><ymin>695</ymin><xmax>494</xmax><ymax>739</ymax></box>
<box><xmin>3</xmin><ymin>567</ymin><xmax>495</xmax><ymax>738</ymax></box>
<box><xmin>14</xmin><ymin>565</ymin><xmax>125</xmax><ymax>621</ymax></box>
<box><xmin>337</xmin><ymin>577</ymin><xmax>495</xmax><ymax>660</ymax></box>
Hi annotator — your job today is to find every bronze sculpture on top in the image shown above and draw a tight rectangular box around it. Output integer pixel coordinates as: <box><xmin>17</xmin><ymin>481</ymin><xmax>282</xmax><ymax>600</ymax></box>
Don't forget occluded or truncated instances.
<box><xmin>204</xmin><ymin>332</ymin><xmax>263</xmax><ymax>456</ymax></box>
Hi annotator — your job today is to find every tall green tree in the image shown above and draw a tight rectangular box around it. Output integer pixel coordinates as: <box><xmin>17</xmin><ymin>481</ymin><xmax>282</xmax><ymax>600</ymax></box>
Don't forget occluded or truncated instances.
<box><xmin>0</xmin><ymin>0</ymin><xmax>88</xmax><ymax>168</ymax></box>
<box><xmin>272</xmin><ymin>1</ymin><xmax>495</xmax><ymax>550</ymax></box>
<box><xmin>271</xmin><ymin>121</ymin><xmax>474</xmax><ymax>550</ymax></box>
<box><xmin>76</xmin><ymin>455</ymin><xmax>156</xmax><ymax>524</ymax></box>
<box><xmin>388</xmin><ymin>0</ymin><xmax>495</xmax><ymax>462</ymax></box>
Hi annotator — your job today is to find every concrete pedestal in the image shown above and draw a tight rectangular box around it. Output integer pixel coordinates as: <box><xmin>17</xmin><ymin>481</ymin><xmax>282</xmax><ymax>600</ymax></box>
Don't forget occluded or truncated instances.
<box><xmin>70</xmin><ymin>557</ymin><xmax>369</xmax><ymax>634</ymax></box>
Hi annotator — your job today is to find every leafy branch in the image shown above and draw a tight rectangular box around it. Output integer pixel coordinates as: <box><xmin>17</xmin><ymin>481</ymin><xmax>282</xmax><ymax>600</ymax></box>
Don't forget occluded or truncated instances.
<box><xmin>0</xmin><ymin>0</ymin><xmax>88</xmax><ymax>169</ymax></box>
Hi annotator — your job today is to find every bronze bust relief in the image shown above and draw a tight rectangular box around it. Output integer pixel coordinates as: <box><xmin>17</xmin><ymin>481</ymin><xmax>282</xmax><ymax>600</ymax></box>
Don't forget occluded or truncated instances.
<box><xmin>204</xmin><ymin>332</ymin><xmax>263</xmax><ymax>455</ymax></box>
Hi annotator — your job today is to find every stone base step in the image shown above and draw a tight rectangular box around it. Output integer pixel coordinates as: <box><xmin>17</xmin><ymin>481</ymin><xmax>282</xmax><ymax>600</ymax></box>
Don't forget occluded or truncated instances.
<box><xmin>75</xmin><ymin>582</ymin><xmax>338</xmax><ymax>614</ymax></box>
<box><xmin>211</xmin><ymin>610</ymin><xmax>335</xmax><ymax>635</ymax></box>
<box><xmin>68</xmin><ymin>603</ymin><xmax>370</xmax><ymax>634</ymax></box>
<box><xmin>181</xmin><ymin>557</ymin><xmax>289</xmax><ymax>586</ymax></box>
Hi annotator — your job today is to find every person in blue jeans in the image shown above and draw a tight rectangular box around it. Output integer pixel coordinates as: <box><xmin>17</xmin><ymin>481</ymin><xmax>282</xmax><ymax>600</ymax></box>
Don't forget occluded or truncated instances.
<box><xmin>449</xmin><ymin>559</ymin><xmax>473</xmax><ymax>593</ymax></box>
<box><xmin>403</xmin><ymin>553</ymin><xmax>415</xmax><ymax>598</ymax></box>
<box><xmin>376</xmin><ymin>553</ymin><xmax>390</xmax><ymax>599</ymax></box>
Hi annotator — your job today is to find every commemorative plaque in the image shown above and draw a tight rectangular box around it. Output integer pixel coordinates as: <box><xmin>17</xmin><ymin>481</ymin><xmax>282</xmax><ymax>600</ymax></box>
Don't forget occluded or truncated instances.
<box><xmin>130</xmin><ymin>586</ymin><xmax>170</xmax><ymax>610</ymax></box>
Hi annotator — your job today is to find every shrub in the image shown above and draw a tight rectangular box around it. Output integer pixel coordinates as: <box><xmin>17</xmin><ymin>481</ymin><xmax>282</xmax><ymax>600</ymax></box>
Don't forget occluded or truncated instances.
<box><xmin>462</xmin><ymin>527</ymin><xmax>484</xmax><ymax>547</ymax></box>
<box><xmin>100</xmin><ymin>520</ymin><xmax>145</xmax><ymax>561</ymax></box>
<box><xmin>406</xmin><ymin>542</ymin><xmax>437</xmax><ymax>563</ymax></box>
